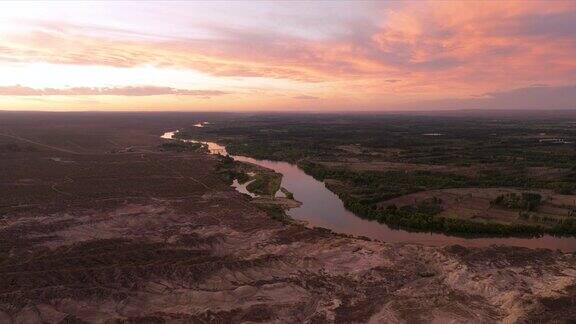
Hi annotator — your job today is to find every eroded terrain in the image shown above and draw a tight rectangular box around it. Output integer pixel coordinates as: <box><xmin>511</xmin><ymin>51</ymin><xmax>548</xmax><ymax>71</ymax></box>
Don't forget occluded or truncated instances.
<box><xmin>1</xmin><ymin>112</ymin><xmax>575</xmax><ymax>323</ymax></box>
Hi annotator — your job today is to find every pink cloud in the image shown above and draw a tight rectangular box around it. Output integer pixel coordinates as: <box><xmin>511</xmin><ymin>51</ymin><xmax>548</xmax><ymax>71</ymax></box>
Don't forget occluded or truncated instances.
<box><xmin>0</xmin><ymin>85</ymin><xmax>228</xmax><ymax>97</ymax></box>
<box><xmin>293</xmin><ymin>95</ymin><xmax>319</xmax><ymax>100</ymax></box>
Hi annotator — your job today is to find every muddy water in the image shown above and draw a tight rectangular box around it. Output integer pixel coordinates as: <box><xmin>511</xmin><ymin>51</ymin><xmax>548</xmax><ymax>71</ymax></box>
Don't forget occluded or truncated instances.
<box><xmin>162</xmin><ymin>131</ymin><xmax>576</xmax><ymax>251</ymax></box>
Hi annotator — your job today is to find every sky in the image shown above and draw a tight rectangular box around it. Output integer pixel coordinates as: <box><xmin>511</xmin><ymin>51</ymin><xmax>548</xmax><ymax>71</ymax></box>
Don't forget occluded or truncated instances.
<box><xmin>0</xmin><ymin>0</ymin><xmax>575</xmax><ymax>112</ymax></box>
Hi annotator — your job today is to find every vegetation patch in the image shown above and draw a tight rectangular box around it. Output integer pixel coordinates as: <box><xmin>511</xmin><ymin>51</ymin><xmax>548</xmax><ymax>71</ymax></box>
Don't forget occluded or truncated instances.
<box><xmin>216</xmin><ymin>154</ymin><xmax>283</xmax><ymax>198</ymax></box>
<box><xmin>216</xmin><ymin>155</ymin><xmax>249</xmax><ymax>184</ymax></box>
<box><xmin>491</xmin><ymin>192</ymin><xmax>542</xmax><ymax>211</ymax></box>
<box><xmin>159</xmin><ymin>141</ymin><xmax>203</xmax><ymax>152</ymax></box>
<box><xmin>280</xmin><ymin>187</ymin><xmax>294</xmax><ymax>200</ymax></box>
<box><xmin>254</xmin><ymin>202</ymin><xmax>292</xmax><ymax>224</ymax></box>
<box><xmin>246</xmin><ymin>172</ymin><xmax>282</xmax><ymax>196</ymax></box>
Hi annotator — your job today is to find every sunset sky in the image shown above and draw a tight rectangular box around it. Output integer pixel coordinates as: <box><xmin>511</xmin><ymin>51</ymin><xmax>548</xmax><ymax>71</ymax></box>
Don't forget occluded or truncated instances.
<box><xmin>1</xmin><ymin>0</ymin><xmax>575</xmax><ymax>111</ymax></box>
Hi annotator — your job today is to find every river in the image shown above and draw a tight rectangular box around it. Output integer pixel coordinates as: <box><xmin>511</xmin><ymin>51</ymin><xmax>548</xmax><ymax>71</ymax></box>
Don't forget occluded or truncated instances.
<box><xmin>162</xmin><ymin>130</ymin><xmax>576</xmax><ymax>251</ymax></box>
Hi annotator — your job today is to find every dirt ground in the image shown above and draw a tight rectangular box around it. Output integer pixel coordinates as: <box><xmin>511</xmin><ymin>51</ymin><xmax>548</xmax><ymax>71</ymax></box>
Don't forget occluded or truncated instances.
<box><xmin>1</xmin><ymin>112</ymin><xmax>575</xmax><ymax>323</ymax></box>
<box><xmin>378</xmin><ymin>188</ymin><xmax>576</xmax><ymax>227</ymax></box>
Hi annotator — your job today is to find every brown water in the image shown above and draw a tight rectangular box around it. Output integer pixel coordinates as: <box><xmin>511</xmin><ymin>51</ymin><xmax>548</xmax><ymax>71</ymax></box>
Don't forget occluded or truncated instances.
<box><xmin>162</xmin><ymin>131</ymin><xmax>576</xmax><ymax>251</ymax></box>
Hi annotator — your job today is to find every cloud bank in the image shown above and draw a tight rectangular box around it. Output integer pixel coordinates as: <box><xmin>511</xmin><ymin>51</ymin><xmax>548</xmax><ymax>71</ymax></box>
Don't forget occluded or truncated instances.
<box><xmin>0</xmin><ymin>1</ymin><xmax>574</xmax><ymax>110</ymax></box>
<box><xmin>0</xmin><ymin>85</ymin><xmax>228</xmax><ymax>97</ymax></box>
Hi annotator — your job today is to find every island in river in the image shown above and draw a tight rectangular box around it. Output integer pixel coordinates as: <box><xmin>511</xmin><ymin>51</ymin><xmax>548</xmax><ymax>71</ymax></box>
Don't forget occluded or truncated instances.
<box><xmin>0</xmin><ymin>111</ymin><xmax>575</xmax><ymax>323</ymax></box>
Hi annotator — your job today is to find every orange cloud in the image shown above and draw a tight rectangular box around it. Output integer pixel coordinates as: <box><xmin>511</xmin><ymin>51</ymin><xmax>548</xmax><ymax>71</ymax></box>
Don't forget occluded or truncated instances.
<box><xmin>293</xmin><ymin>95</ymin><xmax>319</xmax><ymax>100</ymax></box>
<box><xmin>0</xmin><ymin>85</ymin><xmax>228</xmax><ymax>97</ymax></box>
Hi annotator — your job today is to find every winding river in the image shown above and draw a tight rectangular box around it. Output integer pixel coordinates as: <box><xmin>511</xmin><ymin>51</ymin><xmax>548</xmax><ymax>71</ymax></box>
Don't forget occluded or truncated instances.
<box><xmin>162</xmin><ymin>131</ymin><xmax>576</xmax><ymax>251</ymax></box>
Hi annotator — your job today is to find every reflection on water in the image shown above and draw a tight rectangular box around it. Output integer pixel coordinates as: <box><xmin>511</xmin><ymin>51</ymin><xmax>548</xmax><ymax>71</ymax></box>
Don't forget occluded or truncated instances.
<box><xmin>193</xmin><ymin>121</ymin><xmax>211</xmax><ymax>128</ymax></box>
<box><xmin>162</xmin><ymin>131</ymin><xmax>228</xmax><ymax>155</ymax></box>
<box><xmin>162</xmin><ymin>131</ymin><xmax>576</xmax><ymax>251</ymax></box>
